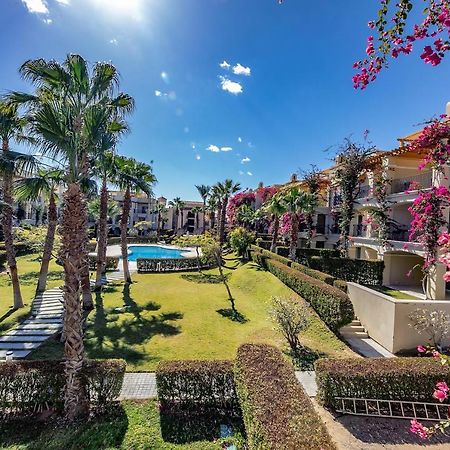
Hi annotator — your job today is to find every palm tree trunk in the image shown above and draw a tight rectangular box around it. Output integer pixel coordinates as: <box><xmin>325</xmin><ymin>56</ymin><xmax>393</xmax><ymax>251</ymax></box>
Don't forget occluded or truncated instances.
<box><xmin>36</xmin><ymin>192</ymin><xmax>57</xmax><ymax>293</ymax></box>
<box><xmin>289</xmin><ymin>213</ymin><xmax>299</xmax><ymax>261</ymax></box>
<box><xmin>1</xmin><ymin>138</ymin><xmax>23</xmax><ymax>309</ymax></box>
<box><xmin>270</xmin><ymin>215</ymin><xmax>279</xmax><ymax>253</ymax></box>
<box><xmin>219</xmin><ymin>200</ymin><xmax>228</xmax><ymax>245</ymax></box>
<box><xmin>95</xmin><ymin>178</ymin><xmax>108</xmax><ymax>290</ymax></box>
<box><xmin>121</xmin><ymin>186</ymin><xmax>132</xmax><ymax>283</ymax></box>
<box><xmin>202</xmin><ymin>200</ymin><xmax>206</xmax><ymax>233</ymax></box>
<box><xmin>81</xmin><ymin>263</ymin><xmax>93</xmax><ymax>310</ymax></box>
<box><xmin>156</xmin><ymin>212</ymin><xmax>161</xmax><ymax>239</ymax></box>
<box><xmin>60</xmin><ymin>182</ymin><xmax>89</xmax><ymax>420</ymax></box>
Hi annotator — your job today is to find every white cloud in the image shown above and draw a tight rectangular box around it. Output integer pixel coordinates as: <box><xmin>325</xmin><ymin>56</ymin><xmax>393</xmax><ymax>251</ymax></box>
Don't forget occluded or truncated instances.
<box><xmin>221</xmin><ymin>146</ymin><xmax>232</xmax><ymax>152</ymax></box>
<box><xmin>196</xmin><ymin>155</ymin><xmax>201</xmax><ymax>160</ymax></box>
<box><xmin>87</xmin><ymin>0</ymin><xmax>146</xmax><ymax>22</ymax></box>
<box><xmin>233</xmin><ymin>63</ymin><xmax>251</xmax><ymax>76</ymax></box>
<box><xmin>220</xmin><ymin>60</ymin><xmax>231</xmax><ymax>70</ymax></box>
<box><xmin>43</xmin><ymin>17</ymin><xmax>52</xmax><ymax>24</ymax></box>
<box><xmin>207</xmin><ymin>145</ymin><xmax>220</xmax><ymax>153</ymax></box>
<box><xmin>247</xmin><ymin>171</ymin><xmax>253</xmax><ymax>176</ymax></box>
<box><xmin>55</xmin><ymin>0</ymin><xmax>70</xmax><ymax>5</ymax></box>
<box><xmin>241</xmin><ymin>157</ymin><xmax>251</xmax><ymax>164</ymax></box>
<box><xmin>239</xmin><ymin>170</ymin><xmax>244</xmax><ymax>175</ymax></box>
<box><xmin>161</xmin><ymin>71</ymin><xmax>169</xmax><ymax>83</ymax></box>
<box><xmin>109</xmin><ymin>38</ymin><xmax>118</xmax><ymax>45</ymax></box>
<box><xmin>219</xmin><ymin>76</ymin><xmax>243</xmax><ymax>95</ymax></box>
<box><xmin>21</xmin><ymin>0</ymin><xmax>49</xmax><ymax>14</ymax></box>
<box><xmin>154</xmin><ymin>90</ymin><xmax>162</xmax><ymax>97</ymax></box>
<box><xmin>238</xmin><ymin>137</ymin><xmax>242</xmax><ymax>143</ymax></box>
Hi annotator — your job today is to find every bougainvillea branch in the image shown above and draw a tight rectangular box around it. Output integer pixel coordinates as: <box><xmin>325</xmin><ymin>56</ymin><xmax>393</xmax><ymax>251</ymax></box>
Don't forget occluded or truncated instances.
<box><xmin>353</xmin><ymin>0</ymin><xmax>450</xmax><ymax>89</ymax></box>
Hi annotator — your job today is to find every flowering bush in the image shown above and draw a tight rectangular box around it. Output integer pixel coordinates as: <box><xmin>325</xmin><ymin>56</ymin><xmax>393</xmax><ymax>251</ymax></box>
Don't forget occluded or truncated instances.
<box><xmin>226</xmin><ymin>191</ymin><xmax>255</xmax><ymax>225</ymax></box>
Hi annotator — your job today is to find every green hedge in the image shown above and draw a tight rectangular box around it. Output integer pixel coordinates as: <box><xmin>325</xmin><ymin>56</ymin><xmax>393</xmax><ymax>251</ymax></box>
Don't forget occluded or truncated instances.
<box><xmin>266</xmin><ymin>259</ymin><xmax>354</xmax><ymax>331</ymax></box>
<box><xmin>316</xmin><ymin>358</ymin><xmax>450</xmax><ymax>410</ymax></box>
<box><xmin>333</xmin><ymin>279</ymin><xmax>348</xmax><ymax>293</ymax></box>
<box><xmin>291</xmin><ymin>261</ymin><xmax>335</xmax><ymax>285</ymax></box>
<box><xmin>88</xmin><ymin>255</ymin><xmax>119</xmax><ymax>271</ymax></box>
<box><xmin>107</xmin><ymin>236</ymin><xmax>158</xmax><ymax>246</ymax></box>
<box><xmin>250</xmin><ymin>245</ymin><xmax>291</xmax><ymax>266</ymax></box>
<box><xmin>0</xmin><ymin>359</ymin><xmax>126</xmax><ymax>416</ymax></box>
<box><xmin>156</xmin><ymin>360</ymin><xmax>239</xmax><ymax>415</ymax></box>
<box><xmin>276</xmin><ymin>246</ymin><xmax>340</xmax><ymax>259</ymax></box>
<box><xmin>309</xmin><ymin>256</ymin><xmax>384</xmax><ymax>286</ymax></box>
<box><xmin>235</xmin><ymin>344</ymin><xmax>336</xmax><ymax>450</ymax></box>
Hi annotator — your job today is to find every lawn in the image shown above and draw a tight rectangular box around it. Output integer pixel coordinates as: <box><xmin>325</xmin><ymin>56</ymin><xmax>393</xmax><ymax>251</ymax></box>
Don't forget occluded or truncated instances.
<box><xmin>371</xmin><ymin>285</ymin><xmax>420</xmax><ymax>300</ymax></box>
<box><xmin>0</xmin><ymin>253</ymin><xmax>64</xmax><ymax>334</ymax></box>
<box><xmin>0</xmin><ymin>400</ymin><xmax>244</xmax><ymax>450</ymax></box>
<box><xmin>30</xmin><ymin>258</ymin><xmax>354</xmax><ymax>370</ymax></box>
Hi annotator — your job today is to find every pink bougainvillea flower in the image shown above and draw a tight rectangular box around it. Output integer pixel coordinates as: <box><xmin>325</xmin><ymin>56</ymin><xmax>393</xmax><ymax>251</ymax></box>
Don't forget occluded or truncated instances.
<box><xmin>436</xmin><ymin>381</ymin><xmax>449</xmax><ymax>394</ymax></box>
<box><xmin>444</xmin><ymin>271</ymin><xmax>450</xmax><ymax>282</ymax></box>
<box><xmin>432</xmin><ymin>350</ymin><xmax>441</xmax><ymax>358</ymax></box>
<box><xmin>417</xmin><ymin>345</ymin><xmax>427</xmax><ymax>353</ymax></box>
<box><xmin>410</xmin><ymin>419</ymin><xmax>429</xmax><ymax>439</ymax></box>
<box><xmin>433</xmin><ymin>388</ymin><xmax>448</xmax><ymax>402</ymax></box>
<box><xmin>438</xmin><ymin>231</ymin><xmax>450</xmax><ymax>245</ymax></box>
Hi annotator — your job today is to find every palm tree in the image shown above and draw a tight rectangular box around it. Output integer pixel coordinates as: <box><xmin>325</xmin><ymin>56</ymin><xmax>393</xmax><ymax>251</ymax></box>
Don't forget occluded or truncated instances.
<box><xmin>263</xmin><ymin>194</ymin><xmax>286</xmax><ymax>252</ymax></box>
<box><xmin>207</xmin><ymin>192</ymin><xmax>219</xmax><ymax>232</ymax></box>
<box><xmin>191</xmin><ymin>205</ymin><xmax>202</xmax><ymax>232</ymax></box>
<box><xmin>280</xmin><ymin>187</ymin><xmax>317</xmax><ymax>260</ymax></box>
<box><xmin>15</xmin><ymin>168</ymin><xmax>65</xmax><ymax>293</ymax></box>
<box><xmin>0</xmin><ymin>101</ymin><xmax>36</xmax><ymax>309</ymax></box>
<box><xmin>114</xmin><ymin>156</ymin><xmax>155</xmax><ymax>283</ymax></box>
<box><xmin>195</xmin><ymin>184</ymin><xmax>210</xmax><ymax>233</ymax></box>
<box><xmin>153</xmin><ymin>202</ymin><xmax>167</xmax><ymax>240</ymax></box>
<box><xmin>10</xmin><ymin>54</ymin><xmax>134</xmax><ymax>420</ymax></box>
<box><xmin>215</xmin><ymin>179</ymin><xmax>241</xmax><ymax>245</ymax></box>
<box><xmin>169</xmin><ymin>197</ymin><xmax>185</xmax><ymax>234</ymax></box>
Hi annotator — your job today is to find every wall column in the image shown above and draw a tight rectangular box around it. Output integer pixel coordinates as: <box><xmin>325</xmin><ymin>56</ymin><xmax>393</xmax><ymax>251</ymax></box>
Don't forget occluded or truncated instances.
<box><xmin>426</xmin><ymin>263</ymin><xmax>447</xmax><ymax>300</ymax></box>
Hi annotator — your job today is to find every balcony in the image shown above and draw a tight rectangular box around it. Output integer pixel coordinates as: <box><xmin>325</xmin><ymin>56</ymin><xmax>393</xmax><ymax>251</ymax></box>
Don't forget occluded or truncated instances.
<box><xmin>390</xmin><ymin>172</ymin><xmax>432</xmax><ymax>194</ymax></box>
<box><xmin>356</xmin><ymin>185</ymin><xmax>371</xmax><ymax>199</ymax></box>
<box><xmin>352</xmin><ymin>224</ymin><xmax>367</xmax><ymax>237</ymax></box>
<box><xmin>327</xmin><ymin>224</ymin><xmax>340</xmax><ymax>235</ymax></box>
<box><xmin>387</xmin><ymin>225</ymin><xmax>410</xmax><ymax>242</ymax></box>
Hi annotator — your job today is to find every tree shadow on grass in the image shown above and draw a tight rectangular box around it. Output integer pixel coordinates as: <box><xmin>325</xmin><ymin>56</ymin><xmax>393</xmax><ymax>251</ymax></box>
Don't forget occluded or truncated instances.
<box><xmin>288</xmin><ymin>346</ymin><xmax>324</xmax><ymax>371</ymax></box>
<box><xmin>0</xmin><ymin>308</ymin><xmax>29</xmax><ymax>333</ymax></box>
<box><xmin>84</xmin><ymin>284</ymin><xmax>183</xmax><ymax>365</ymax></box>
<box><xmin>0</xmin><ymin>404</ymin><xmax>129</xmax><ymax>450</ymax></box>
<box><xmin>246</xmin><ymin>262</ymin><xmax>266</xmax><ymax>272</ymax></box>
<box><xmin>18</xmin><ymin>270</ymin><xmax>64</xmax><ymax>285</ymax></box>
<box><xmin>216</xmin><ymin>308</ymin><xmax>248</xmax><ymax>324</ymax></box>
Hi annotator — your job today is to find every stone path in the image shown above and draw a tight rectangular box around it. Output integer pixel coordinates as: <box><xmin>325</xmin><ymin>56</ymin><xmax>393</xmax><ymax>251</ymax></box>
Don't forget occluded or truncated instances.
<box><xmin>118</xmin><ymin>371</ymin><xmax>316</xmax><ymax>400</ymax></box>
<box><xmin>0</xmin><ymin>269</ymin><xmax>132</xmax><ymax>360</ymax></box>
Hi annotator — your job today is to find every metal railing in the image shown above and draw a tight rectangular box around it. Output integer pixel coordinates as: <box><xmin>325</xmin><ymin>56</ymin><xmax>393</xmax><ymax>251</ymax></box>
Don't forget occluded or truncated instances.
<box><xmin>391</xmin><ymin>172</ymin><xmax>432</xmax><ymax>194</ymax></box>
<box><xmin>387</xmin><ymin>227</ymin><xmax>410</xmax><ymax>242</ymax></box>
<box><xmin>336</xmin><ymin>397</ymin><xmax>449</xmax><ymax>421</ymax></box>
<box><xmin>327</xmin><ymin>224</ymin><xmax>340</xmax><ymax>235</ymax></box>
<box><xmin>356</xmin><ymin>185</ymin><xmax>371</xmax><ymax>199</ymax></box>
<box><xmin>352</xmin><ymin>224</ymin><xmax>367</xmax><ymax>237</ymax></box>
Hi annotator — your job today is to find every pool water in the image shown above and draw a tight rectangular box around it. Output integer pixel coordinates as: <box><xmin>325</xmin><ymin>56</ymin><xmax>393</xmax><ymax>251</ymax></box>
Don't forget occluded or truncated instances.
<box><xmin>127</xmin><ymin>245</ymin><xmax>187</xmax><ymax>261</ymax></box>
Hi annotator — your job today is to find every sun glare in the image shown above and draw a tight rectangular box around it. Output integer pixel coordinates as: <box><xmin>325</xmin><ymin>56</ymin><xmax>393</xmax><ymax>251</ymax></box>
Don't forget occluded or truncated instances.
<box><xmin>89</xmin><ymin>0</ymin><xmax>148</xmax><ymax>22</ymax></box>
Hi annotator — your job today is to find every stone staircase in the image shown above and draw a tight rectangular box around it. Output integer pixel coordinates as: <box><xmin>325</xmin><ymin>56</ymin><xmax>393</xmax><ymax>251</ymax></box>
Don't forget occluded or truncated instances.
<box><xmin>340</xmin><ymin>319</ymin><xmax>369</xmax><ymax>339</ymax></box>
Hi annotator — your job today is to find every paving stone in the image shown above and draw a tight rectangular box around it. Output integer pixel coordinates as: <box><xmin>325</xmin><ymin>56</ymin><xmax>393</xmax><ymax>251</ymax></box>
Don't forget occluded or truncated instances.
<box><xmin>295</xmin><ymin>371</ymin><xmax>318</xmax><ymax>397</ymax></box>
<box><xmin>0</xmin><ymin>342</ymin><xmax>41</xmax><ymax>350</ymax></box>
<box><xmin>0</xmin><ymin>335</ymin><xmax>50</xmax><ymax>343</ymax></box>
<box><xmin>5</xmin><ymin>329</ymin><xmax>56</xmax><ymax>336</ymax></box>
<box><xmin>16</xmin><ymin>323</ymin><xmax>61</xmax><ymax>330</ymax></box>
<box><xmin>119</xmin><ymin>373</ymin><xmax>157</xmax><ymax>399</ymax></box>
<box><xmin>0</xmin><ymin>349</ymin><xmax>31</xmax><ymax>359</ymax></box>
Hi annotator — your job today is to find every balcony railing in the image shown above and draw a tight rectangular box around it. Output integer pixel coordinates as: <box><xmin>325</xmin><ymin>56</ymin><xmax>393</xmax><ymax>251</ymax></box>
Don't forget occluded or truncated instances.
<box><xmin>352</xmin><ymin>224</ymin><xmax>367</xmax><ymax>237</ymax></box>
<box><xmin>327</xmin><ymin>224</ymin><xmax>340</xmax><ymax>235</ymax></box>
<box><xmin>390</xmin><ymin>172</ymin><xmax>432</xmax><ymax>194</ymax></box>
<box><xmin>387</xmin><ymin>226</ymin><xmax>410</xmax><ymax>242</ymax></box>
<box><xmin>356</xmin><ymin>185</ymin><xmax>371</xmax><ymax>199</ymax></box>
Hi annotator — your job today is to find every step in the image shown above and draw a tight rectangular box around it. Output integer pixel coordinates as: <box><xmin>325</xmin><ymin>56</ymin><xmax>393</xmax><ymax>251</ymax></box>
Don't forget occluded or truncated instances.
<box><xmin>0</xmin><ymin>349</ymin><xmax>31</xmax><ymax>359</ymax></box>
<box><xmin>340</xmin><ymin>325</ymin><xmax>366</xmax><ymax>333</ymax></box>
<box><xmin>5</xmin><ymin>329</ymin><xmax>56</xmax><ymax>336</ymax></box>
<box><xmin>0</xmin><ymin>335</ymin><xmax>50</xmax><ymax>343</ymax></box>
<box><xmin>341</xmin><ymin>330</ymin><xmax>369</xmax><ymax>339</ymax></box>
<box><xmin>31</xmin><ymin>308</ymin><xmax>64</xmax><ymax>315</ymax></box>
<box><xmin>23</xmin><ymin>319</ymin><xmax>62</xmax><ymax>325</ymax></box>
<box><xmin>16</xmin><ymin>323</ymin><xmax>61</xmax><ymax>330</ymax></box>
<box><xmin>0</xmin><ymin>342</ymin><xmax>41</xmax><ymax>350</ymax></box>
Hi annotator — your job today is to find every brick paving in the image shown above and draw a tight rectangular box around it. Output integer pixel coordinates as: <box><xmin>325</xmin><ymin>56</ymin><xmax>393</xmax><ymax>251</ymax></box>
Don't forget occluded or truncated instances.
<box><xmin>119</xmin><ymin>373</ymin><xmax>157</xmax><ymax>399</ymax></box>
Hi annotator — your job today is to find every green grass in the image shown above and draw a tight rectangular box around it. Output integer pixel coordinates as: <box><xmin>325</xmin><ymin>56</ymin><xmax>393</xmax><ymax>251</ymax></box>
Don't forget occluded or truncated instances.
<box><xmin>371</xmin><ymin>285</ymin><xmax>420</xmax><ymax>300</ymax></box>
<box><xmin>0</xmin><ymin>400</ymin><xmax>244</xmax><ymax>450</ymax></box>
<box><xmin>0</xmin><ymin>254</ymin><xmax>64</xmax><ymax>333</ymax></box>
<box><xmin>30</xmin><ymin>259</ymin><xmax>354</xmax><ymax>370</ymax></box>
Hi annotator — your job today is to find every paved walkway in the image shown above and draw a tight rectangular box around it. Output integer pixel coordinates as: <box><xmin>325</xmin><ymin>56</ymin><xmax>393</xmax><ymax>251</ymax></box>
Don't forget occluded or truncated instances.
<box><xmin>119</xmin><ymin>371</ymin><xmax>317</xmax><ymax>400</ymax></box>
<box><xmin>0</xmin><ymin>269</ymin><xmax>132</xmax><ymax>360</ymax></box>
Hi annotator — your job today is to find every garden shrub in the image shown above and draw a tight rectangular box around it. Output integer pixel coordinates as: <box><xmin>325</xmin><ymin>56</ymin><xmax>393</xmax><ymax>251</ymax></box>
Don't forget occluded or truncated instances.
<box><xmin>309</xmin><ymin>256</ymin><xmax>384</xmax><ymax>285</ymax></box>
<box><xmin>333</xmin><ymin>279</ymin><xmax>348</xmax><ymax>293</ymax></box>
<box><xmin>265</xmin><ymin>259</ymin><xmax>354</xmax><ymax>331</ymax></box>
<box><xmin>0</xmin><ymin>359</ymin><xmax>126</xmax><ymax>416</ymax></box>
<box><xmin>291</xmin><ymin>261</ymin><xmax>335</xmax><ymax>285</ymax></box>
<box><xmin>316</xmin><ymin>358</ymin><xmax>450</xmax><ymax>410</ymax></box>
<box><xmin>107</xmin><ymin>236</ymin><xmax>158</xmax><ymax>246</ymax></box>
<box><xmin>88</xmin><ymin>255</ymin><xmax>119</xmax><ymax>271</ymax></box>
<box><xmin>156</xmin><ymin>360</ymin><xmax>239</xmax><ymax>415</ymax></box>
<box><xmin>228</xmin><ymin>227</ymin><xmax>255</xmax><ymax>258</ymax></box>
<box><xmin>235</xmin><ymin>343</ymin><xmax>336</xmax><ymax>450</ymax></box>
<box><xmin>137</xmin><ymin>257</ymin><xmax>214</xmax><ymax>273</ymax></box>
<box><xmin>249</xmin><ymin>245</ymin><xmax>291</xmax><ymax>266</ymax></box>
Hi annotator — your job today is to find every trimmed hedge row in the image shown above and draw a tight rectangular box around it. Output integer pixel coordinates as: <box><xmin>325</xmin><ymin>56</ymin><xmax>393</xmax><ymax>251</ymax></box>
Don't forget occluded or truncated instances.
<box><xmin>291</xmin><ymin>261</ymin><xmax>335</xmax><ymax>286</ymax></box>
<box><xmin>235</xmin><ymin>344</ymin><xmax>336</xmax><ymax>450</ymax></box>
<box><xmin>88</xmin><ymin>255</ymin><xmax>119</xmax><ymax>271</ymax></box>
<box><xmin>107</xmin><ymin>236</ymin><xmax>158</xmax><ymax>246</ymax></box>
<box><xmin>265</xmin><ymin>259</ymin><xmax>354</xmax><ymax>331</ymax></box>
<box><xmin>316</xmin><ymin>358</ymin><xmax>450</xmax><ymax>410</ymax></box>
<box><xmin>137</xmin><ymin>257</ymin><xmax>214</xmax><ymax>273</ymax></box>
<box><xmin>156</xmin><ymin>360</ymin><xmax>239</xmax><ymax>414</ymax></box>
<box><xmin>309</xmin><ymin>256</ymin><xmax>384</xmax><ymax>286</ymax></box>
<box><xmin>0</xmin><ymin>359</ymin><xmax>126</xmax><ymax>416</ymax></box>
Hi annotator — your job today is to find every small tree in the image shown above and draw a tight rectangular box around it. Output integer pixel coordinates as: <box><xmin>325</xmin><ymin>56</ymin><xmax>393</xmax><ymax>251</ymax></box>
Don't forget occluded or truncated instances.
<box><xmin>269</xmin><ymin>296</ymin><xmax>309</xmax><ymax>357</ymax></box>
<box><xmin>228</xmin><ymin>226</ymin><xmax>255</xmax><ymax>259</ymax></box>
<box><xmin>409</xmin><ymin>308</ymin><xmax>450</xmax><ymax>350</ymax></box>
<box><xmin>173</xmin><ymin>233</ymin><xmax>216</xmax><ymax>272</ymax></box>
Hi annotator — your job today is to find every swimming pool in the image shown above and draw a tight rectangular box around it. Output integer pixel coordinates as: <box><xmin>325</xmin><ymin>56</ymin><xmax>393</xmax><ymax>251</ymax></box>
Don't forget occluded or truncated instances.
<box><xmin>127</xmin><ymin>245</ymin><xmax>189</xmax><ymax>261</ymax></box>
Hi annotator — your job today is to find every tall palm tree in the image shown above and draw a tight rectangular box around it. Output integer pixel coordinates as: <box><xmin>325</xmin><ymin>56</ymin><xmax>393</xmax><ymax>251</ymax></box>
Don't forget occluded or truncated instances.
<box><xmin>195</xmin><ymin>184</ymin><xmax>210</xmax><ymax>233</ymax></box>
<box><xmin>263</xmin><ymin>194</ymin><xmax>286</xmax><ymax>253</ymax></box>
<box><xmin>207</xmin><ymin>191</ymin><xmax>219</xmax><ymax>232</ymax></box>
<box><xmin>191</xmin><ymin>205</ymin><xmax>202</xmax><ymax>232</ymax></box>
<box><xmin>153</xmin><ymin>202</ymin><xmax>167</xmax><ymax>240</ymax></box>
<box><xmin>169</xmin><ymin>197</ymin><xmax>185</xmax><ymax>234</ymax></box>
<box><xmin>114</xmin><ymin>156</ymin><xmax>155</xmax><ymax>283</ymax></box>
<box><xmin>0</xmin><ymin>101</ymin><xmax>36</xmax><ymax>309</ymax></box>
<box><xmin>280</xmin><ymin>187</ymin><xmax>317</xmax><ymax>260</ymax></box>
<box><xmin>15</xmin><ymin>168</ymin><xmax>65</xmax><ymax>293</ymax></box>
<box><xmin>215</xmin><ymin>179</ymin><xmax>241</xmax><ymax>245</ymax></box>
<box><xmin>9</xmin><ymin>54</ymin><xmax>134</xmax><ymax>420</ymax></box>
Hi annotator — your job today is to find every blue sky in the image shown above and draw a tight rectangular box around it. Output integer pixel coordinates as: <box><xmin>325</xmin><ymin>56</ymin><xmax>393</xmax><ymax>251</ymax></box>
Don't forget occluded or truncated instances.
<box><xmin>2</xmin><ymin>0</ymin><xmax>450</xmax><ymax>200</ymax></box>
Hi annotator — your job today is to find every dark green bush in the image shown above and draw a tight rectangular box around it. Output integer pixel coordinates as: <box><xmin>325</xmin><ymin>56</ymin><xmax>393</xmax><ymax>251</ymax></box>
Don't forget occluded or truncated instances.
<box><xmin>235</xmin><ymin>344</ymin><xmax>336</xmax><ymax>450</ymax></box>
<box><xmin>249</xmin><ymin>246</ymin><xmax>267</xmax><ymax>267</ymax></box>
<box><xmin>316</xmin><ymin>358</ymin><xmax>450</xmax><ymax>410</ymax></box>
<box><xmin>309</xmin><ymin>256</ymin><xmax>384</xmax><ymax>286</ymax></box>
<box><xmin>250</xmin><ymin>245</ymin><xmax>291</xmax><ymax>266</ymax></box>
<box><xmin>0</xmin><ymin>251</ymin><xmax>6</xmax><ymax>269</ymax></box>
<box><xmin>266</xmin><ymin>259</ymin><xmax>354</xmax><ymax>331</ymax></box>
<box><xmin>137</xmin><ymin>257</ymin><xmax>214</xmax><ymax>273</ymax></box>
<box><xmin>0</xmin><ymin>359</ymin><xmax>126</xmax><ymax>416</ymax></box>
<box><xmin>88</xmin><ymin>255</ymin><xmax>119</xmax><ymax>271</ymax></box>
<box><xmin>107</xmin><ymin>236</ymin><xmax>158</xmax><ymax>246</ymax></box>
<box><xmin>291</xmin><ymin>261</ymin><xmax>335</xmax><ymax>285</ymax></box>
<box><xmin>333</xmin><ymin>279</ymin><xmax>348</xmax><ymax>292</ymax></box>
<box><xmin>156</xmin><ymin>360</ymin><xmax>240</xmax><ymax>415</ymax></box>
